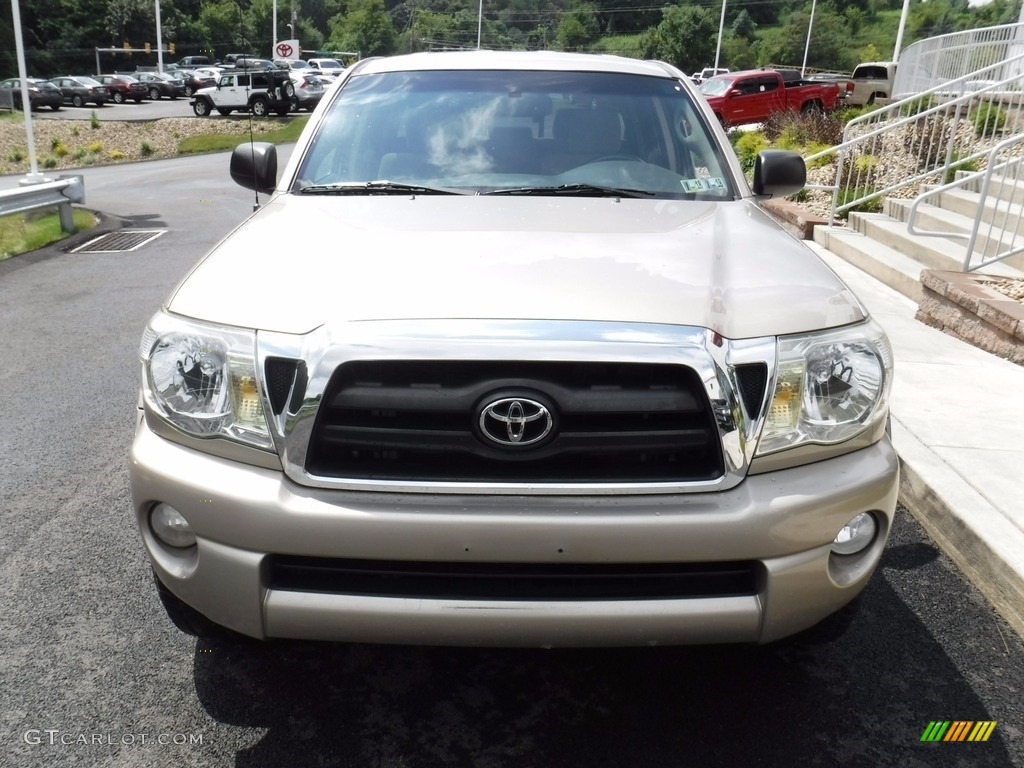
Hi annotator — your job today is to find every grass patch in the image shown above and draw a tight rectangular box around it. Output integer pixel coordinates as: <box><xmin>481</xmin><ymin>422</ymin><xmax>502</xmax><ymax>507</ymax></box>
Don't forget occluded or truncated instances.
<box><xmin>0</xmin><ymin>208</ymin><xmax>98</xmax><ymax>261</ymax></box>
<box><xmin>177</xmin><ymin>116</ymin><xmax>310</xmax><ymax>154</ymax></box>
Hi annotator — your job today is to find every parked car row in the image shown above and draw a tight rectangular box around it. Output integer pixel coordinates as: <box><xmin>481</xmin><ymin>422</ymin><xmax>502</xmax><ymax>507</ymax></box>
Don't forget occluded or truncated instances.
<box><xmin>0</xmin><ymin>71</ymin><xmax>188</xmax><ymax>110</ymax></box>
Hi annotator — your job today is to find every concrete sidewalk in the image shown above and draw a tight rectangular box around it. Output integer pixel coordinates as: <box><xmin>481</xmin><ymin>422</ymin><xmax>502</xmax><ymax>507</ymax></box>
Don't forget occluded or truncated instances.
<box><xmin>810</xmin><ymin>242</ymin><xmax>1024</xmax><ymax>637</ymax></box>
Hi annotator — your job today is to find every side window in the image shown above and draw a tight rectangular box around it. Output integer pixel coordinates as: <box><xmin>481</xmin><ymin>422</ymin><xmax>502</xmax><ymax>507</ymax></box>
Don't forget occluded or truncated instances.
<box><xmin>219</xmin><ymin>75</ymin><xmax>233</xmax><ymax>87</ymax></box>
<box><xmin>253</xmin><ymin>75</ymin><xmax>268</xmax><ymax>89</ymax></box>
<box><xmin>238</xmin><ymin>75</ymin><xmax>250</xmax><ymax>88</ymax></box>
<box><xmin>758</xmin><ymin>76</ymin><xmax>779</xmax><ymax>93</ymax></box>
<box><xmin>735</xmin><ymin>79</ymin><xmax>756</xmax><ymax>96</ymax></box>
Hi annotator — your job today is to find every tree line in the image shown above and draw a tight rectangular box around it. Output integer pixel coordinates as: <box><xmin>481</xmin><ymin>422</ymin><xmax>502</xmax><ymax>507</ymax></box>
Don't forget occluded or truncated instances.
<box><xmin>0</xmin><ymin>0</ymin><xmax>1019</xmax><ymax>80</ymax></box>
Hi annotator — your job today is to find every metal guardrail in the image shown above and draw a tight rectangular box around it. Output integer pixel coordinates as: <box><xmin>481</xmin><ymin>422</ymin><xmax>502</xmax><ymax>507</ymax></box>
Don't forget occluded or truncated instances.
<box><xmin>907</xmin><ymin>134</ymin><xmax>1024</xmax><ymax>272</ymax></box>
<box><xmin>0</xmin><ymin>175</ymin><xmax>86</xmax><ymax>234</ymax></box>
<box><xmin>894</xmin><ymin>22</ymin><xmax>1024</xmax><ymax>100</ymax></box>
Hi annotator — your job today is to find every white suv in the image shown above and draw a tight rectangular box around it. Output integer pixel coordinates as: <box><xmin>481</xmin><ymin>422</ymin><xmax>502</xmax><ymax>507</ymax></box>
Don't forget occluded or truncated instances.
<box><xmin>191</xmin><ymin>69</ymin><xmax>295</xmax><ymax>117</ymax></box>
<box><xmin>133</xmin><ymin>51</ymin><xmax>897</xmax><ymax>647</ymax></box>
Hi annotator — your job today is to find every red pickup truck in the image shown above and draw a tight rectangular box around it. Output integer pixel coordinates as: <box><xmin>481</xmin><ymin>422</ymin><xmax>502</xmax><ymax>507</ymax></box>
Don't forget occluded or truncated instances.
<box><xmin>699</xmin><ymin>69</ymin><xmax>841</xmax><ymax>126</ymax></box>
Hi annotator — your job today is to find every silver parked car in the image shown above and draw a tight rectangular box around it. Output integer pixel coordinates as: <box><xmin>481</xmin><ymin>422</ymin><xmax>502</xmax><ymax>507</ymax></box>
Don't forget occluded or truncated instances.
<box><xmin>131</xmin><ymin>50</ymin><xmax>897</xmax><ymax>647</ymax></box>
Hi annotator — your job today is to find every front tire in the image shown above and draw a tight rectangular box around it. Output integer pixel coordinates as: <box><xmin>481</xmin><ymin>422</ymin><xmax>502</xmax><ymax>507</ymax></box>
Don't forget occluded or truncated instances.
<box><xmin>192</xmin><ymin>98</ymin><xmax>211</xmax><ymax>117</ymax></box>
<box><xmin>250</xmin><ymin>96</ymin><xmax>269</xmax><ymax>117</ymax></box>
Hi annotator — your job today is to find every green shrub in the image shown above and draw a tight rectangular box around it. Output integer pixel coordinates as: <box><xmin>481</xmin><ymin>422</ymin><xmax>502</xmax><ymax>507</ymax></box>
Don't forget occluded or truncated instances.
<box><xmin>943</xmin><ymin>153</ymin><xmax>981</xmax><ymax>184</ymax></box>
<box><xmin>52</xmin><ymin>142</ymin><xmax>69</xmax><ymax>157</ymax></box>
<box><xmin>42</xmin><ymin>156</ymin><xmax>58</xmax><ymax>168</ymax></box>
<box><xmin>87</xmin><ymin>141</ymin><xmax>103</xmax><ymax>154</ymax></box>
<box><xmin>732</xmin><ymin>130</ymin><xmax>770</xmax><ymax>173</ymax></box>
<box><xmin>969</xmin><ymin>103</ymin><xmax>1007</xmax><ymax>137</ymax></box>
<box><xmin>140</xmin><ymin>140</ymin><xmax>154</xmax><ymax>156</ymax></box>
<box><xmin>763</xmin><ymin>109</ymin><xmax>844</xmax><ymax>146</ymax></box>
<box><xmin>72</xmin><ymin>148</ymin><xmax>87</xmax><ymax>160</ymax></box>
<box><xmin>7</xmin><ymin>147</ymin><xmax>25</xmax><ymax>162</ymax></box>
<box><xmin>835</xmin><ymin>185</ymin><xmax>883</xmax><ymax>219</ymax></box>
<box><xmin>90</xmin><ymin>110</ymin><xmax>100</xmax><ymax>130</ymax></box>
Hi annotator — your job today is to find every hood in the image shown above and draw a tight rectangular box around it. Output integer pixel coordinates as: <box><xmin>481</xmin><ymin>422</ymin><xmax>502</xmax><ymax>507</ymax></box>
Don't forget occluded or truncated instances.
<box><xmin>167</xmin><ymin>194</ymin><xmax>866</xmax><ymax>339</ymax></box>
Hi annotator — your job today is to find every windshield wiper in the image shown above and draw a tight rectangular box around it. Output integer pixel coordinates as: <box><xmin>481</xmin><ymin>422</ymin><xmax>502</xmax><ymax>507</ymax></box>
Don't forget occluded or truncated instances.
<box><xmin>482</xmin><ymin>183</ymin><xmax>655</xmax><ymax>199</ymax></box>
<box><xmin>299</xmin><ymin>181</ymin><xmax>468</xmax><ymax>195</ymax></box>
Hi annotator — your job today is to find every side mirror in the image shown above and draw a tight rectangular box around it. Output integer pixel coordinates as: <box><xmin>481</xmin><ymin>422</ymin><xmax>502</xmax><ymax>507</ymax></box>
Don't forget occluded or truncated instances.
<box><xmin>752</xmin><ymin>149</ymin><xmax>806</xmax><ymax>198</ymax></box>
<box><xmin>230</xmin><ymin>142</ymin><xmax>278</xmax><ymax>194</ymax></box>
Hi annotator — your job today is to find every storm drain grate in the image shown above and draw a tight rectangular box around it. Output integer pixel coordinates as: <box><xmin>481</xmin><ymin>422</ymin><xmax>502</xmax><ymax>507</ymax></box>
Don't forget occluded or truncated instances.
<box><xmin>71</xmin><ymin>229</ymin><xmax>167</xmax><ymax>254</ymax></box>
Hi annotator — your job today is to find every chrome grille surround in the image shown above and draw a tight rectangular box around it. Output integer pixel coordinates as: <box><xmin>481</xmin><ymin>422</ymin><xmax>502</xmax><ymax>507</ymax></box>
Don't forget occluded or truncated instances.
<box><xmin>256</xmin><ymin>319</ymin><xmax>777</xmax><ymax>495</ymax></box>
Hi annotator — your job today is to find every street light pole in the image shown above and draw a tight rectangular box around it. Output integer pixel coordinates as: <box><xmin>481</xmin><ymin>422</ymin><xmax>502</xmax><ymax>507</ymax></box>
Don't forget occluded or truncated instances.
<box><xmin>10</xmin><ymin>0</ymin><xmax>43</xmax><ymax>181</ymax></box>
<box><xmin>273</xmin><ymin>0</ymin><xmax>278</xmax><ymax>56</ymax></box>
<box><xmin>801</xmin><ymin>0</ymin><xmax>817</xmax><ymax>76</ymax></box>
<box><xmin>155</xmin><ymin>0</ymin><xmax>164</xmax><ymax>71</ymax></box>
<box><xmin>477</xmin><ymin>0</ymin><xmax>483</xmax><ymax>49</ymax></box>
<box><xmin>714</xmin><ymin>0</ymin><xmax>726</xmax><ymax>73</ymax></box>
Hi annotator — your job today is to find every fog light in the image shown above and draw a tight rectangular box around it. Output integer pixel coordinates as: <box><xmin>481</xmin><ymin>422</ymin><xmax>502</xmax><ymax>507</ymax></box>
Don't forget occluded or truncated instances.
<box><xmin>831</xmin><ymin>512</ymin><xmax>876</xmax><ymax>555</ymax></box>
<box><xmin>150</xmin><ymin>503</ymin><xmax>196</xmax><ymax>548</ymax></box>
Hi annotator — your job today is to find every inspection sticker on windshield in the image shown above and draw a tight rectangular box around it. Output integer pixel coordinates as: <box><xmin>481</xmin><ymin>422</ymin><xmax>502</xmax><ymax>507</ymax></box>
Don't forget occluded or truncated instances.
<box><xmin>681</xmin><ymin>177</ymin><xmax>727</xmax><ymax>193</ymax></box>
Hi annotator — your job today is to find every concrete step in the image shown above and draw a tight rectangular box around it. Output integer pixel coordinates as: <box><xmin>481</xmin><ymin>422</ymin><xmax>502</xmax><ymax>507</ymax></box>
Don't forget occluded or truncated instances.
<box><xmin>962</xmin><ymin>170</ymin><xmax>1024</xmax><ymax>207</ymax></box>
<box><xmin>813</xmin><ymin>226</ymin><xmax>926</xmax><ymax>302</ymax></box>
<box><xmin>844</xmin><ymin>212</ymin><xmax>1024</xmax><ymax>278</ymax></box>
<box><xmin>887</xmin><ymin>196</ymin><xmax>1024</xmax><ymax>272</ymax></box>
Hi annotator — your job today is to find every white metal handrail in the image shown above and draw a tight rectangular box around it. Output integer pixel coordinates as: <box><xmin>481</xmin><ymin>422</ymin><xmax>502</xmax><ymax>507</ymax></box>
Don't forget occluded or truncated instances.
<box><xmin>907</xmin><ymin>134</ymin><xmax>1024</xmax><ymax>272</ymax></box>
<box><xmin>804</xmin><ymin>51</ymin><xmax>1024</xmax><ymax>227</ymax></box>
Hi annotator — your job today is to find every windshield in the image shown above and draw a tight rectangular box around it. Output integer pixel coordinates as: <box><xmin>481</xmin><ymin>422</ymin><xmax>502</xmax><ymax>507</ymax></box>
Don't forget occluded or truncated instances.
<box><xmin>295</xmin><ymin>69</ymin><xmax>736</xmax><ymax>199</ymax></box>
<box><xmin>317</xmin><ymin>59</ymin><xmax>343</xmax><ymax>69</ymax></box>
<box><xmin>698</xmin><ymin>77</ymin><xmax>731</xmax><ymax>97</ymax></box>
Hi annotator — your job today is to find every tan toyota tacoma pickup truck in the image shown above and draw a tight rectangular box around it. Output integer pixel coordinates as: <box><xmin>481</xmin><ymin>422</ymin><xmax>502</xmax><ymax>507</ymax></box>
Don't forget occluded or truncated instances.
<box><xmin>131</xmin><ymin>50</ymin><xmax>897</xmax><ymax>647</ymax></box>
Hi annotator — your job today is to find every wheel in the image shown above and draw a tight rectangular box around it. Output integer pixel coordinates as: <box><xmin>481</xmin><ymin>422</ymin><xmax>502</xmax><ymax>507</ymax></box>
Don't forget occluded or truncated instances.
<box><xmin>149</xmin><ymin>87</ymin><xmax>161</xmax><ymax>100</ymax></box>
<box><xmin>217</xmin><ymin>108</ymin><xmax>232</xmax><ymax>116</ymax></box>
<box><xmin>275</xmin><ymin>105</ymin><xmax>290</xmax><ymax>117</ymax></box>
<box><xmin>170</xmin><ymin>93</ymin><xmax>179</xmax><ymax>100</ymax></box>
<box><xmin>113</xmin><ymin>91</ymin><xmax>125</xmax><ymax>104</ymax></box>
<box><xmin>250</xmin><ymin>96</ymin><xmax>269</xmax><ymax>117</ymax></box>
<box><xmin>801</xmin><ymin>100</ymin><xmax>821</xmax><ymax>115</ymax></box>
<box><xmin>184</xmin><ymin>85</ymin><xmax>194</xmax><ymax>97</ymax></box>
<box><xmin>50</xmin><ymin>104</ymin><xmax>61</xmax><ymax>111</ymax></box>
<box><xmin>192</xmin><ymin>98</ymin><xmax>211</xmax><ymax>117</ymax></box>
<box><xmin>289</xmin><ymin>97</ymin><xmax>299</xmax><ymax>113</ymax></box>
<box><xmin>71</xmin><ymin>94</ymin><xmax>84</xmax><ymax>107</ymax></box>
<box><xmin>134</xmin><ymin>98</ymin><xmax>143</xmax><ymax>103</ymax></box>
<box><xmin>280</xmin><ymin>80</ymin><xmax>295</xmax><ymax>99</ymax></box>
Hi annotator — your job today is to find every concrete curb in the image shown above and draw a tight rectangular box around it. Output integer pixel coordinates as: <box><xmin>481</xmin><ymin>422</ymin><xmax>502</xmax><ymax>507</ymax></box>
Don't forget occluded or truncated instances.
<box><xmin>893</xmin><ymin>417</ymin><xmax>1024</xmax><ymax>638</ymax></box>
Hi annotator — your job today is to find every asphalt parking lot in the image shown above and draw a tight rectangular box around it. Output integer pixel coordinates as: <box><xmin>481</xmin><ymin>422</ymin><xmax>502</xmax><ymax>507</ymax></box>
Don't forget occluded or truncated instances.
<box><xmin>33</xmin><ymin>95</ymin><xmax>201</xmax><ymax>121</ymax></box>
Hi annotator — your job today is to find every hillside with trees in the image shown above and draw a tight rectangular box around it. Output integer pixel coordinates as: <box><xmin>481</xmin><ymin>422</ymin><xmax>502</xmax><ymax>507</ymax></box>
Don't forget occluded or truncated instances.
<box><xmin>1</xmin><ymin>0</ymin><xmax>1020</xmax><ymax>79</ymax></box>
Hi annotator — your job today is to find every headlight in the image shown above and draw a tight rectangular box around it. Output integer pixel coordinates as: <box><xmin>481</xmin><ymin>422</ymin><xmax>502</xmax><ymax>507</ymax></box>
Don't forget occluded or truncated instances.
<box><xmin>756</xmin><ymin>319</ymin><xmax>892</xmax><ymax>456</ymax></box>
<box><xmin>140</xmin><ymin>311</ymin><xmax>273</xmax><ymax>450</ymax></box>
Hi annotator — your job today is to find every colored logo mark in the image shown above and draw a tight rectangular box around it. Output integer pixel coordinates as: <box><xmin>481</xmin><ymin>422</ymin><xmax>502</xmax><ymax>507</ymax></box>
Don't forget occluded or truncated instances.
<box><xmin>921</xmin><ymin>721</ymin><xmax>997</xmax><ymax>742</ymax></box>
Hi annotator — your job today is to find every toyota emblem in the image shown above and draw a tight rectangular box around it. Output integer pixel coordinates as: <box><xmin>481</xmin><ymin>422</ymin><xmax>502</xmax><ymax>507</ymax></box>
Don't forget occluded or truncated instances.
<box><xmin>478</xmin><ymin>397</ymin><xmax>554</xmax><ymax>448</ymax></box>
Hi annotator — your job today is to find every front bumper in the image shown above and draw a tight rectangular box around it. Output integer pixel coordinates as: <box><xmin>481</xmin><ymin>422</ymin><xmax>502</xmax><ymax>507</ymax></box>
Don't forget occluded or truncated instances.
<box><xmin>130</xmin><ymin>418</ymin><xmax>899</xmax><ymax>646</ymax></box>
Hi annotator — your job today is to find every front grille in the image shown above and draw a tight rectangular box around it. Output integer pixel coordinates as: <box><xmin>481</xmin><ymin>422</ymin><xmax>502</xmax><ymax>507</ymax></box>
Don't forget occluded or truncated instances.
<box><xmin>268</xmin><ymin>556</ymin><xmax>760</xmax><ymax>600</ymax></box>
<box><xmin>304</xmin><ymin>361</ymin><xmax>723</xmax><ymax>483</ymax></box>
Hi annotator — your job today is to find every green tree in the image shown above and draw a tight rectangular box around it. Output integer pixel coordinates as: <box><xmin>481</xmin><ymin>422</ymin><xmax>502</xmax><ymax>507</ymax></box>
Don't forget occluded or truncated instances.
<box><xmin>556</xmin><ymin>3</ymin><xmax>600</xmax><ymax>51</ymax></box>
<box><xmin>329</xmin><ymin>0</ymin><xmax>397</xmax><ymax>56</ymax></box>
<box><xmin>757</xmin><ymin>3</ymin><xmax>857</xmax><ymax>71</ymax></box>
<box><xmin>638</xmin><ymin>5</ymin><xmax>718</xmax><ymax>74</ymax></box>
<box><xmin>731</xmin><ymin>9</ymin><xmax>757</xmax><ymax>40</ymax></box>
